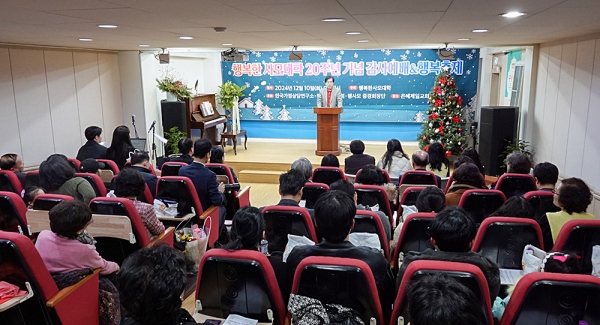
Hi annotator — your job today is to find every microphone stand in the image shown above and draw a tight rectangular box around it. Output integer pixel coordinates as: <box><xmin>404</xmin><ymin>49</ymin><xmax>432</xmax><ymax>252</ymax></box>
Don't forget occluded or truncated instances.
<box><xmin>132</xmin><ymin>119</ymin><xmax>139</xmax><ymax>139</ymax></box>
<box><xmin>150</xmin><ymin>126</ymin><xmax>157</xmax><ymax>161</ymax></box>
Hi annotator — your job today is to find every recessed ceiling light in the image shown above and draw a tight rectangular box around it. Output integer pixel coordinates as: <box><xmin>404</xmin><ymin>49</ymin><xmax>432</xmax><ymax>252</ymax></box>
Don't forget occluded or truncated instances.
<box><xmin>222</xmin><ymin>43</ymin><xmax>233</xmax><ymax>46</ymax></box>
<box><xmin>357</xmin><ymin>39</ymin><xmax>369</xmax><ymax>43</ymax></box>
<box><xmin>139</xmin><ymin>44</ymin><xmax>150</xmax><ymax>47</ymax></box>
<box><xmin>97</xmin><ymin>24</ymin><xmax>117</xmax><ymax>28</ymax></box>
<box><xmin>346</xmin><ymin>31</ymin><xmax>362</xmax><ymax>35</ymax></box>
<box><xmin>472</xmin><ymin>29</ymin><xmax>488</xmax><ymax>33</ymax></box>
<box><xmin>458</xmin><ymin>38</ymin><xmax>470</xmax><ymax>41</ymax></box>
<box><xmin>500</xmin><ymin>12</ymin><xmax>526</xmax><ymax>18</ymax></box>
<box><xmin>78</xmin><ymin>38</ymin><xmax>93</xmax><ymax>41</ymax></box>
<box><xmin>179</xmin><ymin>36</ymin><xmax>194</xmax><ymax>40</ymax></box>
<box><xmin>322</xmin><ymin>18</ymin><xmax>345</xmax><ymax>22</ymax></box>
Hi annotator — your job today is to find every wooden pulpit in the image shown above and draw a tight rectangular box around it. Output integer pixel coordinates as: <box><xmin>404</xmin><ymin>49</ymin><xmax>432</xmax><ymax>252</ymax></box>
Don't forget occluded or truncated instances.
<box><xmin>314</xmin><ymin>107</ymin><xmax>343</xmax><ymax>156</ymax></box>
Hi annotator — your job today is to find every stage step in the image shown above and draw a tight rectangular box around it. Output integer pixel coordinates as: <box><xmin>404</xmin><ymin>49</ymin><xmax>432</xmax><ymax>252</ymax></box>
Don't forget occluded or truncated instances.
<box><xmin>238</xmin><ymin>170</ymin><xmax>283</xmax><ymax>184</ymax></box>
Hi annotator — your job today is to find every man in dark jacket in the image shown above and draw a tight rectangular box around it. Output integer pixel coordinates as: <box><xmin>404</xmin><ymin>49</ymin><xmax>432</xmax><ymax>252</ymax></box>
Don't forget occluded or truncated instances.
<box><xmin>76</xmin><ymin>126</ymin><xmax>107</xmax><ymax>161</ymax></box>
<box><xmin>128</xmin><ymin>151</ymin><xmax>158</xmax><ymax>198</ymax></box>
<box><xmin>397</xmin><ymin>206</ymin><xmax>500</xmax><ymax>302</ymax></box>
<box><xmin>286</xmin><ymin>190</ymin><xmax>395</xmax><ymax>314</ymax></box>
<box><xmin>344</xmin><ymin>140</ymin><xmax>375</xmax><ymax>175</ymax></box>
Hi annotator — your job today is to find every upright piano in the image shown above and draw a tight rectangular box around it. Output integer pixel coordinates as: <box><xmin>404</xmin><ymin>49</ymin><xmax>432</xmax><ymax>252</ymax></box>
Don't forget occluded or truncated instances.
<box><xmin>184</xmin><ymin>94</ymin><xmax>227</xmax><ymax>144</ymax></box>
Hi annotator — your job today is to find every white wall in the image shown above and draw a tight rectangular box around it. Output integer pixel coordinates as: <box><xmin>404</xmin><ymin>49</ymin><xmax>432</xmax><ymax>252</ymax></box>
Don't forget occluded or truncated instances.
<box><xmin>118</xmin><ymin>51</ymin><xmax>147</xmax><ymax>136</ymax></box>
<box><xmin>532</xmin><ymin>37</ymin><xmax>600</xmax><ymax>190</ymax></box>
<box><xmin>0</xmin><ymin>47</ymin><xmax>123</xmax><ymax>166</ymax></box>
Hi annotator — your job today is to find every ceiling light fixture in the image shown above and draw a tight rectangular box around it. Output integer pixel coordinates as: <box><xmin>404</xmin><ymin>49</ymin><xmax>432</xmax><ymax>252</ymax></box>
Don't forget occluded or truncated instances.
<box><xmin>179</xmin><ymin>36</ymin><xmax>194</xmax><ymax>40</ymax></box>
<box><xmin>472</xmin><ymin>29</ymin><xmax>488</xmax><ymax>33</ymax></box>
<box><xmin>322</xmin><ymin>18</ymin><xmax>345</xmax><ymax>22</ymax></box>
<box><xmin>346</xmin><ymin>31</ymin><xmax>361</xmax><ymax>35</ymax></box>
<box><xmin>139</xmin><ymin>44</ymin><xmax>150</xmax><ymax>47</ymax></box>
<box><xmin>500</xmin><ymin>12</ymin><xmax>526</xmax><ymax>18</ymax></box>
<box><xmin>458</xmin><ymin>38</ymin><xmax>470</xmax><ymax>41</ymax></box>
<box><xmin>78</xmin><ymin>38</ymin><xmax>93</xmax><ymax>41</ymax></box>
<box><xmin>97</xmin><ymin>24</ymin><xmax>117</xmax><ymax>28</ymax></box>
<box><xmin>357</xmin><ymin>39</ymin><xmax>369</xmax><ymax>43</ymax></box>
<box><xmin>222</xmin><ymin>43</ymin><xmax>233</xmax><ymax>46</ymax></box>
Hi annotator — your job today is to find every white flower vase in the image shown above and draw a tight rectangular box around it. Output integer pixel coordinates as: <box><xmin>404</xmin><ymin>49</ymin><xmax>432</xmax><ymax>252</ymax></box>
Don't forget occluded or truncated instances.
<box><xmin>166</xmin><ymin>92</ymin><xmax>177</xmax><ymax>101</ymax></box>
<box><xmin>231</xmin><ymin>96</ymin><xmax>241</xmax><ymax>134</ymax></box>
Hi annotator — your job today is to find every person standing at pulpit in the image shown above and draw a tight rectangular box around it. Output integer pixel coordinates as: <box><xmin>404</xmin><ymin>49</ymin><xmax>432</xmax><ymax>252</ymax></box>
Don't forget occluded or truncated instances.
<box><xmin>316</xmin><ymin>76</ymin><xmax>342</xmax><ymax>108</ymax></box>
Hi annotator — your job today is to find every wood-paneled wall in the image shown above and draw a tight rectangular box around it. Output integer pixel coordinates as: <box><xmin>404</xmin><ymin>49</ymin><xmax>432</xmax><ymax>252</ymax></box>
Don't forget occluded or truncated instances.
<box><xmin>0</xmin><ymin>47</ymin><xmax>124</xmax><ymax>166</ymax></box>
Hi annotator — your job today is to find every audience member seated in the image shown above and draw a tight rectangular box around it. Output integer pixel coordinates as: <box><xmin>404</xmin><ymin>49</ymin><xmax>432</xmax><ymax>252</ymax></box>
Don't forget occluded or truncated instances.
<box><xmin>209</xmin><ymin>145</ymin><xmax>239</xmax><ymax>183</ymax></box>
<box><xmin>291</xmin><ymin>157</ymin><xmax>313</xmax><ymax>182</ymax></box>
<box><xmin>445</xmin><ymin>163</ymin><xmax>486</xmax><ymax>206</ymax></box>
<box><xmin>533</xmin><ymin>162</ymin><xmax>559</xmax><ymax>191</ymax></box>
<box><xmin>356</xmin><ymin>164</ymin><xmax>397</xmax><ymax>209</ymax></box>
<box><xmin>392</xmin><ymin>186</ymin><xmax>446</xmax><ymax>250</ymax></box>
<box><xmin>219</xmin><ymin>206</ymin><xmax>285</xmax><ymax>290</ymax></box>
<box><xmin>397</xmin><ymin>206</ymin><xmax>500</xmax><ymax>300</ymax></box>
<box><xmin>105</xmin><ymin>125</ymin><xmax>135</xmax><ymax>170</ymax></box>
<box><xmin>76</xmin><ymin>125</ymin><xmax>107</xmax><ymax>161</ymax></box>
<box><xmin>35</xmin><ymin>200</ymin><xmax>119</xmax><ymax>275</ymax></box>
<box><xmin>79</xmin><ymin>158</ymin><xmax>102</xmax><ymax>175</ymax></box>
<box><xmin>407</xmin><ymin>150</ymin><xmax>442</xmax><ymax>188</ymax></box>
<box><xmin>178</xmin><ymin>139</ymin><xmax>226</xmax><ymax>233</ymax></box>
<box><xmin>0</xmin><ymin>153</ymin><xmax>26</xmax><ymax>187</ymax></box>
<box><xmin>22</xmin><ymin>186</ymin><xmax>44</xmax><ymax>209</ymax></box>
<box><xmin>330</xmin><ymin>179</ymin><xmax>391</xmax><ymax>241</ymax></box>
<box><xmin>39</xmin><ymin>155</ymin><xmax>96</xmax><ymax>204</ymax></box>
<box><xmin>462</xmin><ymin>147</ymin><xmax>485</xmax><ymax>175</ymax></box>
<box><xmin>426</xmin><ymin>142</ymin><xmax>450</xmax><ymax>178</ymax></box>
<box><xmin>506</xmin><ymin>151</ymin><xmax>532</xmax><ymax>175</ymax></box>
<box><xmin>127</xmin><ymin>151</ymin><xmax>158</xmax><ymax>197</ymax></box>
<box><xmin>489</xmin><ymin>196</ymin><xmax>535</xmax><ymax>219</ymax></box>
<box><xmin>407</xmin><ymin>273</ymin><xmax>485</xmax><ymax>325</ymax></box>
<box><xmin>114</xmin><ymin>168</ymin><xmax>165</xmax><ymax>241</ymax></box>
<box><xmin>492</xmin><ymin>252</ymin><xmax>579</xmax><ymax>320</ymax></box>
<box><xmin>169</xmin><ymin>138</ymin><xmax>194</xmax><ymax>165</ymax></box>
<box><xmin>285</xmin><ymin>190</ymin><xmax>395</xmax><ymax>312</ymax></box>
<box><xmin>453</xmin><ymin>155</ymin><xmax>476</xmax><ymax>170</ymax></box>
<box><xmin>377</xmin><ymin>138</ymin><xmax>410</xmax><ymax>178</ymax></box>
<box><xmin>537</xmin><ymin>177</ymin><xmax>595</xmax><ymax>251</ymax></box>
<box><xmin>320</xmin><ymin>153</ymin><xmax>340</xmax><ymax>167</ymax></box>
<box><xmin>118</xmin><ymin>245</ymin><xmax>199</xmax><ymax>325</ymax></box>
<box><xmin>260</xmin><ymin>169</ymin><xmax>314</xmax><ymax>219</ymax></box>
<box><xmin>344</xmin><ymin>140</ymin><xmax>375</xmax><ymax>175</ymax></box>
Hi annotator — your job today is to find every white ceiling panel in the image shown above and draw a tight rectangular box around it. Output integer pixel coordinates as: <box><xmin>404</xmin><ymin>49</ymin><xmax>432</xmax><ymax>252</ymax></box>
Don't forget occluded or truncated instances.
<box><xmin>338</xmin><ymin>0</ymin><xmax>452</xmax><ymax>14</ymax></box>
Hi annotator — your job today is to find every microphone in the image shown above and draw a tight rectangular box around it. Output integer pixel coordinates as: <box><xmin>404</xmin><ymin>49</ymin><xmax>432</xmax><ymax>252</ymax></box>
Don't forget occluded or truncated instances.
<box><xmin>131</xmin><ymin>114</ymin><xmax>136</xmax><ymax>124</ymax></box>
<box><xmin>148</xmin><ymin>120</ymin><xmax>156</xmax><ymax>133</ymax></box>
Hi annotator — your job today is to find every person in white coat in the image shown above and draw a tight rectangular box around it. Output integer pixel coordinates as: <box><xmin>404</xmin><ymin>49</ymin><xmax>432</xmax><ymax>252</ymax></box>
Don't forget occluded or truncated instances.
<box><xmin>377</xmin><ymin>139</ymin><xmax>411</xmax><ymax>178</ymax></box>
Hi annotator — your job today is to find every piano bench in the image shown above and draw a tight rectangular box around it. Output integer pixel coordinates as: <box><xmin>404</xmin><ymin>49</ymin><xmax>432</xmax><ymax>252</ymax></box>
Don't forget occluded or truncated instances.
<box><xmin>220</xmin><ymin>130</ymin><xmax>247</xmax><ymax>155</ymax></box>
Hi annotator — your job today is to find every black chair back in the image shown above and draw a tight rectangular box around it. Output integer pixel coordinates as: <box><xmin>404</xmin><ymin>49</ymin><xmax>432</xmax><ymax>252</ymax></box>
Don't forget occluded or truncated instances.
<box><xmin>459</xmin><ymin>191</ymin><xmax>506</xmax><ymax>224</ymax></box>
<box><xmin>160</xmin><ymin>164</ymin><xmax>184</xmax><ymax>177</ymax></box>
<box><xmin>311</xmin><ymin>168</ymin><xmax>344</xmax><ymax>185</ymax></box>
<box><xmin>355</xmin><ymin>188</ymin><xmax>392</xmax><ymax>218</ymax></box>
<box><xmin>0</xmin><ymin>193</ymin><xmax>28</xmax><ymax>235</ymax></box>
<box><xmin>262</xmin><ymin>208</ymin><xmax>316</xmax><ymax>252</ymax></box>
<box><xmin>301</xmin><ymin>184</ymin><xmax>328</xmax><ymax>209</ymax></box>
<box><xmin>25</xmin><ymin>172</ymin><xmax>40</xmax><ymax>187</ymax></box>
<box><xmin>496</xmin><ymin>175</ymin><xmax>536</xmax><ymax>198</ymax></box>
<box><xmin>556</xmin><ymin>225</ymin><xmax>600</xmax><ymax>274</ymax></box>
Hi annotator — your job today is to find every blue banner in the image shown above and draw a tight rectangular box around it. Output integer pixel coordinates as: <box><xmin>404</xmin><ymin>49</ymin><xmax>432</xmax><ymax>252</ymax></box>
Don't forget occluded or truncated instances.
<box><xmin>221</xmin><ymin>49</ymin><xmax>479</xmax><ymax>139</ymax></box>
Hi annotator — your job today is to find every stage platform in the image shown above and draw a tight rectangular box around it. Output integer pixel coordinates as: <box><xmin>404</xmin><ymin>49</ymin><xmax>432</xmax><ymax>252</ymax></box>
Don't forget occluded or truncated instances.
<box><xmin>223</xmin><ymin>139</ymin><xmax>419</xmax><ymax>184</ymax></box>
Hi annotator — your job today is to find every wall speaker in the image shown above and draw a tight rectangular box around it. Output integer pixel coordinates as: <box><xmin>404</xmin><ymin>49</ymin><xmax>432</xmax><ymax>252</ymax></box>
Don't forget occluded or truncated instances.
<box><xmin>158</xmin><ymin>53</ymin><xmax>170</xmax><ymax>64</ymax></box>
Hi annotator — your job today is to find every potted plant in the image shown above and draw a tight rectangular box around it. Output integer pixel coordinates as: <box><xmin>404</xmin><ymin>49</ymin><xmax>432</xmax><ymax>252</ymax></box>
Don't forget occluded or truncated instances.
<box><xmin>156</xmin><ymin>69</ymin><xmax>193</xmax><ymax>101</ymax></box>
<box><xmin>218</xmin><ymin>81</ymin><xmax>247</xmax><ymax>115</ymax></box>
<box><xmin>164</xmin><ymin>126</ymin><xmax>187</xmax><ymax>156</ymax></box>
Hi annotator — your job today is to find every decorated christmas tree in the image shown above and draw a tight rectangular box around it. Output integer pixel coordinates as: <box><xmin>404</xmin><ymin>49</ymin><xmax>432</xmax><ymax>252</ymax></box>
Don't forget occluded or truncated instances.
<box><xmin>417</xmin><ymin>67</ymin><xmax>468</xmax><ymax>156</ymax></box>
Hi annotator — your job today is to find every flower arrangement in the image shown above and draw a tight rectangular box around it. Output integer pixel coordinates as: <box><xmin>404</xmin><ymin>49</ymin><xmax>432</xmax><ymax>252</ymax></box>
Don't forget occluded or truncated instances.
<box><xmin>156</xmin><ymin>68</ymin><xmax>193</xmax><ymax>100</ymax></box>
<box><xmin>218</xmin><ymin>81</ymin><xmax>247</xmax><ymax>113</ymax></box>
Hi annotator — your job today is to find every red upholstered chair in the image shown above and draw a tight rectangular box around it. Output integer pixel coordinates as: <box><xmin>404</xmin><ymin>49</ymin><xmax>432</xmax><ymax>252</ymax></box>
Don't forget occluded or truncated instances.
<box><xmin>74</xmin><ymin>173</ymin><xmax>106</xmax><ymax>197</ymax></box>
<box><xmin>236</xmin><ymin>186</ymin><xmax>251</xmax><ymax>208</ymax></box>
<box><xmin>25</xmin><ymin>170</ymin><xmax>40</xmax><ymax>187</ymax></box>
<box><xmin>494</xmin><ymin>173</ymin><xmax>536</xmax><ymax>199</ymax></box>
<box><xmin>141</xmin><ymin>183</ymin><xmax>154</xmax><ymax>204</ymax></box>
<box><xmin>67</xmin><ymin>158</ymin><xmax>81</xmax><ymax>171</ymax></box>
<box><xmin>0</xmin><ymin>191</ymin><xmax>30</xmax><ymax>236</ymax></box>
<box><xmin>206</xmin><ymin>163</ymin><xmax>237</xmax><ymax>184</ymax></box>
<box><xmin>458</xmin><ymin>189</ymin><xmax>506</xmax><ymax>225</ymax></box>
<box><xmin>311</xmin><ymin>166</ymin><xmax>347</xmax><ymax>185</ymax></box>
<box><xmin>301</xmin><ymin>182</ymin><xmax>329</xmax><ymax>209</ymax></box>
<box><xmin>291</xmin><ymin>257</ymin><xmax>384</xmax><ymax>325</ymax></box>
<box><xmin>399</xmin><ymin>186</ymin><xmax>427</xmax><ymax>207</ymax></box>
<box><xmin>399</xmin><ymin>170</ymin><xmax>438</xmax><ymax>186</ymax></box>
<box><xmin>89</xmin><ymin>197</ymin><xmax>174</xmax><ymax>264</ymax></box>
<box><xmin>553</xmin><ymin>219</ymin><xmax>600</xmax><ymax>274</ymax></box>
<box><xmin>261</xmin><ymin>205</ymin><xmax>318</xmax><ymax>253</ymax></box>
<box><xmin>96</xmin><ymin>159</ymin><xmax>120</xmax><ymax>175</ymax></box>
<box><xmin>523</xmin><ymin>190</ymin><xmax>560</xmax><ymax>217</ymax></box>
<box><xmin>195</xmin><ymin>249</ymin><xmax>286</xmax><ymax>325</ymax></box>
<box><xmin>160</xmin><ymin>161</ymin><xmax>188</xmax><ymax>177</ymax></box>
<box><xmin>156</xmin><ymin>176</ymin><xmax>221</xmax><ymax>246</ymax></box>
<box><xmin>392</xmin><ymin>260</ymin><xmax>493</xmax><ymax>325</ymax></box>
<box><xmin>391</xmin><ymin>212</ymin><xmax>436</xmax><ymax>270</ymax></box>
<box><xmin>123</xmin><ymin>162</ymin><xmax>157</xmax><ymax>176</ymax></box>
<box><xmin>444</xmin><ymin>175</ymin><xmax>454</xmax><ymax>193</ymax></box>
<box><xmin>352</xmin><ymin>210</ymin><xmax>390</xmax><ymax>259</ymax></box>
<box><xmin>0</xmin><ymin>231</ymin><xmax>100</xmax><ymax>325</ymax></box>
<box><xmin>355</xmin><ymin>168</ymin><xmax>391</xmax><ymax>183</ymax></box>
<box><xmin>32</xmin><ymin>194</ymin><xmax>74</xmax><ymax>211</ymax></box>
<box><xmin>0</xmin><ymin>170</ymin><xmax>24</xmax><ymax>194</ymax></box>
<box><xmin>354</xmin><ymin>184</ymin><xmax>393</xmax><ymax>220</ymax></box>
<box><xmin>500</xmin><ymin>273</ymin><xmax>600</xmax><ymax>325</ymax></box>
<box><xmin>472</xmin><ymin>217</ymin><xmax>544</xmax><ymax>268</ymax></box>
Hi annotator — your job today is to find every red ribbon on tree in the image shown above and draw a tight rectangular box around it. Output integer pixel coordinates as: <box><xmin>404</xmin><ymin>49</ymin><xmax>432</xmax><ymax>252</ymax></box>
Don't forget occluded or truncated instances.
<box><xmin>457</xmin><ymin>96</ymin><xmax>463</xmax><ymax>106</ymax></box>
<box><xmin>452</xmin><ymin>116</ymin><xmax>461</xmax><ymax>123</ymax></box>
